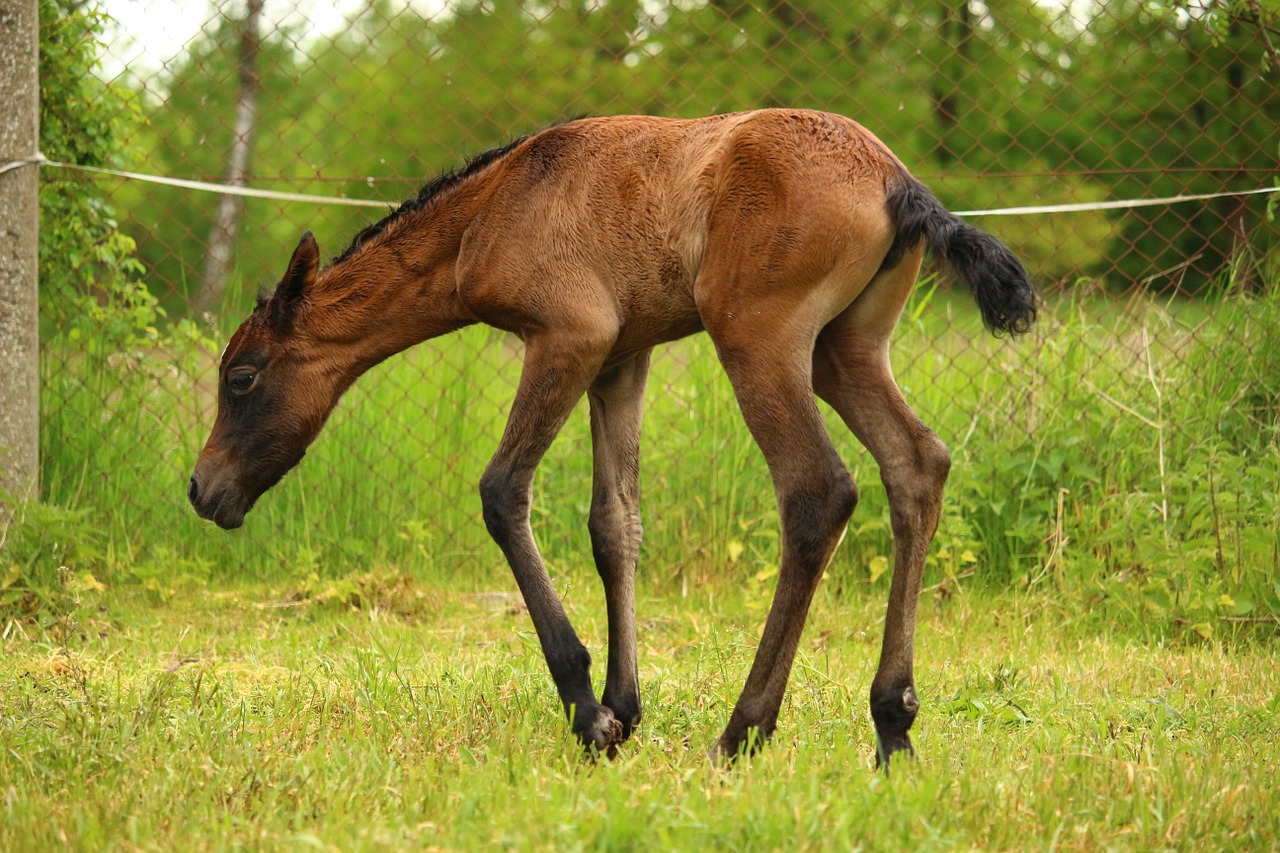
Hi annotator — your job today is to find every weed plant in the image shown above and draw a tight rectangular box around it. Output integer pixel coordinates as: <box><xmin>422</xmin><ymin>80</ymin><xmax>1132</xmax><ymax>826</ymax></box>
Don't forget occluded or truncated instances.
<box><xmin>6</xmin><ymin>276</ymin><xmax>1279</xmax><ymax>639</ymax></box>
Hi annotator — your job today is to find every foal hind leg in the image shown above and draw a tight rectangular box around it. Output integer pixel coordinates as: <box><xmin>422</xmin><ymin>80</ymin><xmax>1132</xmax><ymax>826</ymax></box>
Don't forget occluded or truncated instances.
<box><xmin>812</xmin><ymin>253</ymin><xmax>951</xmax><ymax>766</ymax></box>
<box><xmin>702</xmin><ymin>311</ymin><xmax>859</xmax><ymax>763</ymax></box>
<box><xmin>587</xmin><ymin>350</ymin><xmax>652</xmax><ymax>739</ymax></box>
<box><xmin>479</xmin><ymin>326</ymin><xmax>623</xmax><ymax>755</ymax></box>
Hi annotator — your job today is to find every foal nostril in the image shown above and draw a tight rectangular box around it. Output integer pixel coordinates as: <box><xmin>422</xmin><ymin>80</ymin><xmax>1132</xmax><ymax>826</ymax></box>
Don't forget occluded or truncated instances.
<box><xmin>188</xmin><ymin>475</ymin><xmax>201</xmax><ymax>505</ymax></box>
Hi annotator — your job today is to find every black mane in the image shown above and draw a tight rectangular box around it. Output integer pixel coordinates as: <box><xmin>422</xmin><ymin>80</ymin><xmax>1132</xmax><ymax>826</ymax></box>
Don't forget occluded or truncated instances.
<box><xmin>332</xmin><ymin>134</ymin><xmax>532</xmax><ymax>265</ymax></box>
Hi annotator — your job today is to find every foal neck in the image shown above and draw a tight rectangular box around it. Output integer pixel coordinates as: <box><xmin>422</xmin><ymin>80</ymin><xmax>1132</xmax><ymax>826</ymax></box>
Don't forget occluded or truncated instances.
<box><xmin>302</xmin><ymin>182</ymin><xmax>491</xmax><ymax>372</ymax></box>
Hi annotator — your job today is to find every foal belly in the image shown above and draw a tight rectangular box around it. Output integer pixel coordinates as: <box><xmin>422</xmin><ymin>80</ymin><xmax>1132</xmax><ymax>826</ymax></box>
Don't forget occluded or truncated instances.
<box><xmin>608</xmin><ymin>292</ymin><xmax>704</xmax><ymax>362</ymax></box>
<box><xmin>615</xmin><ymin>313</ymin><xmax>704</xmax><ymax>360</ymax></box>
<box><xmin>598</xmin><ymin>242</ymin><xmax>704</xmax><ymax>358</ymax></box>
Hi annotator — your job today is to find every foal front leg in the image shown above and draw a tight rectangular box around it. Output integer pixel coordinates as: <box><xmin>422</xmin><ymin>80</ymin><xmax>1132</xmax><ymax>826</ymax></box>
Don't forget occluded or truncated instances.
<box><xmin>479</xmin><ymin>329</ymin><xmax>623</xmax><ymax>754</ymax></box>
<box><xmin>587</xmin><ymin>350</ymin><xmax>652</xmax><ymax>739</ymax></box>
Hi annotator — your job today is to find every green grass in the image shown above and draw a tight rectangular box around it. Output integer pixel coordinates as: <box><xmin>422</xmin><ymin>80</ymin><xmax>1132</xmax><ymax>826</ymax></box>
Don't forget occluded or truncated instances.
<box><xmin>2</xmin><ymin>576</ymin><xmax>1276</xmax><ymax>850</ymax></box>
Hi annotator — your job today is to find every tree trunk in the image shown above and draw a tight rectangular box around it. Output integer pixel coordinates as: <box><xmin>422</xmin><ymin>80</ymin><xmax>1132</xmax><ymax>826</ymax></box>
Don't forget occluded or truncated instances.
<box><xmin>0</xmin><ymin>0</ymin><xmax>41</xmax><ymax>517</ymax></box>
<box><xmin>196</xmin><ymin>0</ymin><xmax>265</xmax><ymax>316</ymax></box>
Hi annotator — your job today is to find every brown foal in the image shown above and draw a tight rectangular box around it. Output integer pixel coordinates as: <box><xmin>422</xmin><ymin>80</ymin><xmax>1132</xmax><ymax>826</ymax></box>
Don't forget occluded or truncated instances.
<box><xmin>188</xmin><ymin>109</ymin><xmax>1036</xmax><ymax>765</ymax></box>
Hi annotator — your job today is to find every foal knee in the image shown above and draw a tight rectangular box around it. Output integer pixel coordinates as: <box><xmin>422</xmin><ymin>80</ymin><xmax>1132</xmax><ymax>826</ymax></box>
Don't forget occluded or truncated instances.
<box><xmin>922</xmin><ymin>432</ymin><xmax>951</xmax><ymax>486</ymax></box>
<box><xmin>588</xmin><ymin>496</ymin><xmax>641</xmax><ymax>580</ymax></box>
<box><xmin>781</xmin><ymin>472</ymin><xmax>858</xmax><ymax>575</ymax></box>
<box><xmin>884</xmin><ymin>431</ymin><xmax>950</xmax><ymax>532</ymax></box>
<box><xmin>901</xmin><ymin>428</ymin><xmax>951</xmax><ymax>489</ymax></box>
<box><xmin>479</xmin><ymin>467</ymin><xmax>527</xmax><ymax>544</ymax></box>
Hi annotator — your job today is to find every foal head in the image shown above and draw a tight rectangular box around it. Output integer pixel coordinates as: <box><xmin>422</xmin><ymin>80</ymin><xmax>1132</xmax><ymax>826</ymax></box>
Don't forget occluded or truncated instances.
<box><xmin>189</xmin><ymin>232</ymin><xmax>339</xmax><ymax>529</ymax></box>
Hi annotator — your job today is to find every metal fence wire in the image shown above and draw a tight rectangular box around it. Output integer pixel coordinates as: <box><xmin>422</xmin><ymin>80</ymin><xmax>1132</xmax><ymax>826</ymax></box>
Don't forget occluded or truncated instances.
<box><xmin>33</xmin><ymin>0</ymin><xmax>1280</xmax><ymax>586</ymax></box>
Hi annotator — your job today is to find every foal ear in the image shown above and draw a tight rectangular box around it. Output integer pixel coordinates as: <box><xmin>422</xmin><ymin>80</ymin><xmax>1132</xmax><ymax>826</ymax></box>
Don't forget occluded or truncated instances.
<box><xmin>270</xmin><ymin>231</ymin><xmax>319</xmax><ymax>325</ymax></box>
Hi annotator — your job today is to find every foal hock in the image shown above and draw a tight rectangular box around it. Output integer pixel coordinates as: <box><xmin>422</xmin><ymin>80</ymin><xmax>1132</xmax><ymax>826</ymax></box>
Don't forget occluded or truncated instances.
<box><xmin>188</xmin><ymin>110</ymin><xmax>1036</xmax><ymax>764</ymax></box>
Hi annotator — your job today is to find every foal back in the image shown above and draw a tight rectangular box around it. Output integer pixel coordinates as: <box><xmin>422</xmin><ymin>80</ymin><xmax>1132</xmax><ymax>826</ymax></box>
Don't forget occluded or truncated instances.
<box><xmin>454</xmin><ymin>110</ymin><xmax>904</xmax><ymax>358</ymax></box>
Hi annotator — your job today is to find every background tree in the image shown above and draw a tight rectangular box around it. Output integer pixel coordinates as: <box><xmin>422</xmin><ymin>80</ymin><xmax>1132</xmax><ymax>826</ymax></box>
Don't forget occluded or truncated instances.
<box><xmin>118</xmin><ymin>0</ymin><xmax>1278</xmax><ymax>306</ymax></box>
<box><xmin>196</xmin><ymin>0</ymin><xmax>265</xmax><ymax>314</ymax></box>
<box><xmin>37</xmin><ymin>0</ymin><xmax>162</xmax><ymax>344</ymax></box>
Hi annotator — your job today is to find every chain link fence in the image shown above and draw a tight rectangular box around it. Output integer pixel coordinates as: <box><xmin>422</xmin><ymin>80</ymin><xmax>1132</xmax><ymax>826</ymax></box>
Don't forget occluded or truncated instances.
<box><xmin>29</xmin><ymin>0</ymin><xmax>1280</xmax><ymax>599</ymax></box>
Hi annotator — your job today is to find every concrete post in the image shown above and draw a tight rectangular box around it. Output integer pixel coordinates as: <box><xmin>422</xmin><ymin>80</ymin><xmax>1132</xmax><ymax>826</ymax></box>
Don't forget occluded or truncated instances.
<box><xmin>0</xmin><ymin>0</ymin><xmax>41</xmax><ymax>515</ymax></box>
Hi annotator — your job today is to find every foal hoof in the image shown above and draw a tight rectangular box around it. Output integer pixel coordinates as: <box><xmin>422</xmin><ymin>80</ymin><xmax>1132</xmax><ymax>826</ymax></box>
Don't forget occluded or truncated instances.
<box><xmin>572</xmin><ymin>703</ymin><xmax>625</xmax><ymax>759</ymax></box>
<box><xmin>874</xmin><ymin>732</ymin><xmax>916</xmax><ymax>772</ymax></box>
<box><xmin>871</xmin><ymin>685</ymin><xmax>919</xmax><ymax>772</ymax></box>
<box><xmin>602</xmin><ymin>694</ymin><xmax>642</xmax><ymax>741</ymax></box>
<box><xmin>708</xmin><ymin>726</ymin><xmax>769</xmax><ymax>767</ymax></box>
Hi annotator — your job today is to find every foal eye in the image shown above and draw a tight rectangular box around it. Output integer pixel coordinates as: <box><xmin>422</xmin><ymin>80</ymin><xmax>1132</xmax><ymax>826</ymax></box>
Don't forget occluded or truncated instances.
<box><xmin>228</xmin><ymin>370</ymin><xmax>258</xmax><ymax>394</ymax></box>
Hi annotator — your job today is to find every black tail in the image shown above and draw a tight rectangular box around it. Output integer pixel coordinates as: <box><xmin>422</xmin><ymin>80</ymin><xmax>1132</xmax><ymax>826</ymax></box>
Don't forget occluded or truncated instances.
<box><xmin>883</xmin><ymin>172</ymin><xmax>1037</xmax><ymax>337</ymax></box>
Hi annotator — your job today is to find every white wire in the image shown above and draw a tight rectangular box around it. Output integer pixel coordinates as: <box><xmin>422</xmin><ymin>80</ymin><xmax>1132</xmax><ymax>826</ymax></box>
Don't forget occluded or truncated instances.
<box><xmin>4</xmin><ymin>154</ymin><xmax>1278</xmax><ymax>216</ymax></box>
<box><xmin>953</xmin><ymin>185</ymin><xmax>1280</xmax><ymax>216</ymax></box>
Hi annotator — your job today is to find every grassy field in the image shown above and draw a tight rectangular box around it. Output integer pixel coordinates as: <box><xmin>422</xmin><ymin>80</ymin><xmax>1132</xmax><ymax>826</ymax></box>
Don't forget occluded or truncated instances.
<box><xmin>2</xmin><ymin>573</ymin><xmax>1276</xmax><ymax>850</ymax></box>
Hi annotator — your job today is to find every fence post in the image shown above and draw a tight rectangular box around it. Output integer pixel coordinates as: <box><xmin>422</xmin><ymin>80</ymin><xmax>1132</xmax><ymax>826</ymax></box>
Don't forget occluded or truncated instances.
<box><xmin>0</xmin><ymin>0</ymin><xmax>40</xmax><ymax>517</ymax></box>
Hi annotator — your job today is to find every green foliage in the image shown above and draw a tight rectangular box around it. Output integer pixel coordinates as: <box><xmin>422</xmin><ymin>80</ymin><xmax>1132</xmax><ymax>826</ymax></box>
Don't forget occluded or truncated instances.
<box><xmin>115</xmin><ymin>0</ymin><xmax>1279</xmax><ymax>307</ymax></box>
<box><xmin>939</xmin><ymin>283</ymin><xmax>1280</xmax><ymax>634</ymax></box>
<box><xmin>38</xmin><ymin>0</ymin><xmax>215</xmax><ymax>398</ymax></box>
<box><xmin>18</xmin><ymin>0</ymin><xmax>218</xmax><ymax>618</ymax></box>
<box><xmin>932</xmin><ymin>171</ymin><xmax>1120</xmax><ymax>283</ymax></box>
<box><xmin>19</xmin><ymin>1</ymin><xmax>1280</xmax><ymax>643</ymax></box>
<box><xmin>37</xmin><ymin>0</ymin><xmax>147</xmax><ymax>328</ymax></box>
<box><xmin>25</xmin><ymin>273</ymin><xmax>1279</xmax><ymax>639</ymax></box>
<box><xmin>1061</xmin><ymin>0</ymin><xmax>1280</xmax><ymax>289</ymax></box>
<box><xmin>944</xmin><ymin>662</ymin><xmax>1036</xmax><ymax>727</ymax></box>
